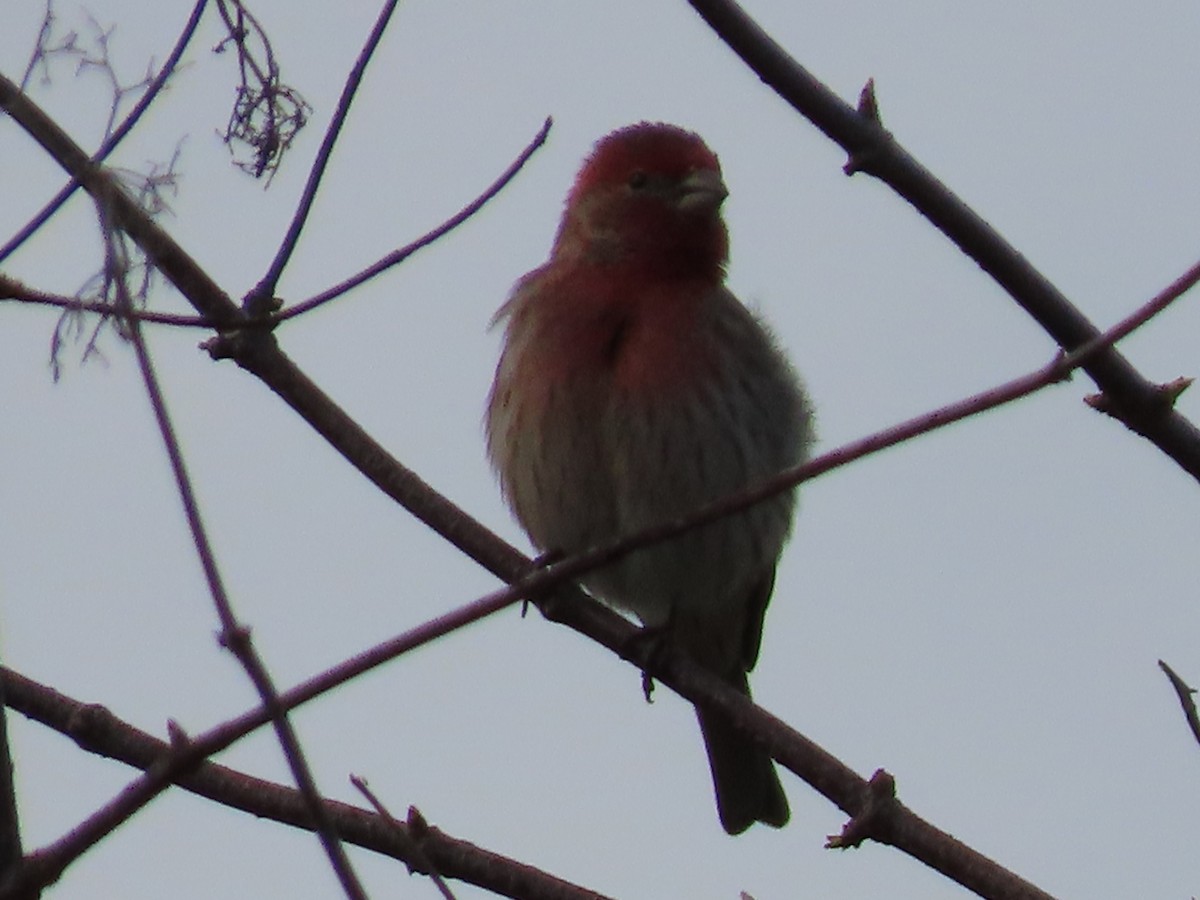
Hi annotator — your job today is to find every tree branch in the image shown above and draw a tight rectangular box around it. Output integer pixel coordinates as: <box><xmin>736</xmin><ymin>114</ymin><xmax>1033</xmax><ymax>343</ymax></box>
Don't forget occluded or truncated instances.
<box><xmin>0</xmin><ymin>668</ymin><xmax>612</xmax><ymax>900</ymax></box>
<box><xmin>683</xmin><ymin>0</ymin><xmax>1200</xmax><ymax>481</ymax></box>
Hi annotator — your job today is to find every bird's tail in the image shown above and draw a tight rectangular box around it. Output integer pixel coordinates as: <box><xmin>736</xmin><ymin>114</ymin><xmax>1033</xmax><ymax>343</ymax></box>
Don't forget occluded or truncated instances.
<box><xmin>695</xmin><ymin>672</ymin><xmax>789</xmax><ymax>835</ymax></box>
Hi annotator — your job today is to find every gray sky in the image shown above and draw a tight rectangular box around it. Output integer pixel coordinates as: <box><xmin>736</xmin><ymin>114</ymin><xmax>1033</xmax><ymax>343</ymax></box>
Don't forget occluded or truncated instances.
<box><xmin>3</xmin><ymin>1</ymin><xmax>1200</xmax><ymax>897</ymax></box>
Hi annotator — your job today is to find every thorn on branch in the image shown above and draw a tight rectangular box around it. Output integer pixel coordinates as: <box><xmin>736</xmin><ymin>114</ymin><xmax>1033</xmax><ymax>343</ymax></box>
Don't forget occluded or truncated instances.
<box><xmin>827</xmin><ymin>768</ymin><xmax>896</xmax><ymax>849</ymax></box>
<box><xmin>406</xmin><ymin>805</ymin><xmax>429</xmax><ymax>839</ymax></box>
<box><xmin>1157</xmin><ymin>376</ymin><xmax>1193</xmax><ymax>404</ymax></box>
<box><xmin>844</xmin><ymin>78</ymin><xmax>885</xmax><ymax>176</ymax></box>
<box><xmin>856</xmin><ymin>77</ymin><xmax>881</xmax><ymax>124</ymax></box>
<box><xmin>1158</xmin><ymin>659</ymin><xmax>1200</xmax><ymax>748</ymax></box>
<box><xmin>1083</xmin><ymin>376</ymin><xmax>1193</xmax><ymax>424</ymax></box>
<box><xmin>166</xmin><ymin>719</ymin><xmax>191</xmax><ymax>749</ymax></box>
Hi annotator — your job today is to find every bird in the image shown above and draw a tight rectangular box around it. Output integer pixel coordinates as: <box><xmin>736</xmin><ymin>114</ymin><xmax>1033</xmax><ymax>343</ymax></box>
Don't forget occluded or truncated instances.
<box><xmin>485</xmin><ymin>122</ymin><xmax>813</xmax><ymax>834</ymax></box>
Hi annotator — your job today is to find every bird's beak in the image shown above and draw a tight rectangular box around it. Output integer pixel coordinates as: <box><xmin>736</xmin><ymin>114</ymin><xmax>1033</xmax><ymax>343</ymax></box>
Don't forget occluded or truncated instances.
<box><xmin>677</xmin><ymin>169</ymin><xmax>729</xmax><ymax>213</ymax></box>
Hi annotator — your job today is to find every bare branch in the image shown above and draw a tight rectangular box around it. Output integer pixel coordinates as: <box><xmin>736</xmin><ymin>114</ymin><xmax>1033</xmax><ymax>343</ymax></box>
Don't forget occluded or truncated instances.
<box><xmin>0</xmin><ymin>275</ymin><xmax>211</xmax><ymax>327</ymax></box>
<box><xmin>18</xmin><ymin>8</ymin><xmax>158</xmax><ymax>145</ymax></box>
<box><xmin>0</xmin><ymin>668</ymin><xmax>612</xmax><ymax>900</ymax></box>
<box><xmin>18</xmin><ymin>0</ymin><xmax>57</xmax><ymax>91</ymax></box>
<box><xmin>276</xmin><ymin>116</ymin><xmax>554</xmax><ymax>321</ymax></box>
<box><xmin>5</xmin><ymin>295</ymin><xmax>205</xmax><ymax>327</ymax></box>
<box><xmin>682</xmin><ymin>0</ymin><xmax>1200</xmax><ymax>481</ymax></box>
<box><xmin>248</xmin><ymin>0</ymin><xmax>402</xmax><ymax>310</ymax></box>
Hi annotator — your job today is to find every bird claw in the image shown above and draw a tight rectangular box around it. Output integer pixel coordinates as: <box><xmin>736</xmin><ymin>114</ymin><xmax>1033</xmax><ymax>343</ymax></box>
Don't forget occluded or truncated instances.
<box><xmin>531</xmin><ymin>549</ymin><xmax>565</xmax><ymax>568</ymax></box>
<box><xmin>641</xmin><ymin>670</ymin><xmax>655</xmax><ymax>703</ymax></box>
<box><xmin>624</xmin><ymin>622</ymin><xmax>672</xmax><ymax>704</ymax></box>
<box><xmin>520</xmin><ymin>549</ymin><xmax>565</xmax><ymax>618</ymax></box>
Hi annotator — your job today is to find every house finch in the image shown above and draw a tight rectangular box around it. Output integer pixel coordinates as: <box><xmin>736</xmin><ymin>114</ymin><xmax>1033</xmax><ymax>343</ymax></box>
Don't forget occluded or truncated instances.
<box><xmin>486</xmin><ymin>122</ymin><xmax>812</xmax><ymax>835</ymax></box>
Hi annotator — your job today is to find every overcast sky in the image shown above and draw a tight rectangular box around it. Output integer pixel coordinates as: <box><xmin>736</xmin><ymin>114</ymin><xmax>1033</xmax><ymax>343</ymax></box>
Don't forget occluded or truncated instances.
<box><xmin>3</xmin><ymin>2</ymin><xmax>1200</xmax><ymax>898</ymax></box>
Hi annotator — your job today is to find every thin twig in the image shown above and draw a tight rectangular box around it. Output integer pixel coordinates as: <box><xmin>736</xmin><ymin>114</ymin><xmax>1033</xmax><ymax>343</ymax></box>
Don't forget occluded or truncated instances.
<box><xmin>248</xmin><ymin>0</ymin><xmax>402</xmax><ymax>310</ymax></box>
<box><xmin>274</xmin><ymin>116</ymin><xmax>554</xmax><ymax>322</ymax></box>
<box><xmin>0</xmin><ymin>0</ymin><xmax>209</xmax><ymax>266</ymax></box>
<box><xmin>0</xmin><ymin>72</ymin><xmax>245</xmax><ymax>330</ymax></box>
<box><xmin>683</xmin><ymin>0</ymin><xmax>1200</xmax><ymax>481</ymax></box>
<box><xmin>1</xmin><ymin>274</ymin><xmax>212</xmax><ymax>327</ymax></box>
<box><xmin>350</xmin><ymin>778</ymin><xmax>457</xmax><ymax>900</ymax></box>
<box><xmin>18</xmin><ymin>1</ymin><xmax>57</xmax><ymax>91</ymax></box>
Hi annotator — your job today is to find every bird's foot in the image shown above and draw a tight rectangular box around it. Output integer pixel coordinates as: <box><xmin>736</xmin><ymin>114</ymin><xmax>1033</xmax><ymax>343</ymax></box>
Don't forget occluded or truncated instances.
<box><xmin>520</xmin><ymin>549</ymin><xmax>565</xmax><ymax>618</ymax></box>
<box><xmin>624</xmin><ymin>622</ymin><xmax>673</xmax><ymax>703</ymax></box>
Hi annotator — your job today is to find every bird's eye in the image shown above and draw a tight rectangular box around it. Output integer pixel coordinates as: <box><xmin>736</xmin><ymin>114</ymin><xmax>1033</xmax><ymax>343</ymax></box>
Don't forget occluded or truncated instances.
<box><xmin>628</xmin><ymin>171</ymin><xmax>648</xmax><ymax>190</ymax></box>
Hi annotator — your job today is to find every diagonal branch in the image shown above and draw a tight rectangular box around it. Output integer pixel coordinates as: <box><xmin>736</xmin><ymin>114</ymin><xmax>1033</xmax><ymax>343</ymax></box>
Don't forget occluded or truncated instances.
<box><xmin>683</xmin><ymin>0</ymin><xmax>1200</xmax><ymax>481</ymax></box>
<box><xmin>93</xmin><ymin>208</ymin><xmax>365</xmax><ymax>897</ymax></box>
